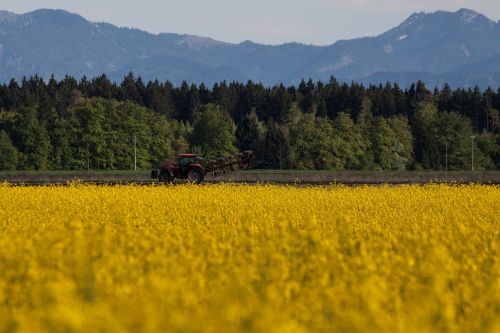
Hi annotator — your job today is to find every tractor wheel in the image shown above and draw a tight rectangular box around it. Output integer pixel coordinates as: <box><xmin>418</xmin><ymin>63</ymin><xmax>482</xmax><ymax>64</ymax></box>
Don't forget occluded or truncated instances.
<box><xmin>159</xmin><ymin>172</ymin><xmax>173</xmax><ymax>184</ymax></box>
<box><xmin>187</xmin><ymin>168</ymin><xmax>204</xmax><ymax>184</ymax></box>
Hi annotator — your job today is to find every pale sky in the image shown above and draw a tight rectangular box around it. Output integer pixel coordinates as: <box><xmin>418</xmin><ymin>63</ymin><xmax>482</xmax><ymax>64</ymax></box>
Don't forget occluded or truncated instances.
<box><xmin>1</xmin><ymin>0</ymin><xmax>499</xmax><ymax>45</ymax></box>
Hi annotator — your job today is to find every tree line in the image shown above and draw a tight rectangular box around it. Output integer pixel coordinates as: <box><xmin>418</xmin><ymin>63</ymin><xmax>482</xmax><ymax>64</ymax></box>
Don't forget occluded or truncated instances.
<box><xmin>0</xmin><ymin>73</ymin><xmax>498</xmax><ymax>171</ymax></box>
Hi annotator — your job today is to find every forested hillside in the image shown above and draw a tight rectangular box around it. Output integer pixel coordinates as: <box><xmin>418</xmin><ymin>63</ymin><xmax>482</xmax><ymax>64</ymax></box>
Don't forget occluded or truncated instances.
<box><xmin>0</xmin><ymin>74</ymin><xmax>498</xmax><ymax>171</ymax></box>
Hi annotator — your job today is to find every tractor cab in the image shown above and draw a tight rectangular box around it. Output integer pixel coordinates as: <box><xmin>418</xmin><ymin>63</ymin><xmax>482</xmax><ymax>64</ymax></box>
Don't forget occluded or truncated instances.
<box><xmin>178</xmin><ymin>154</ymin><xmax>203</xmax><ymax>173</ymax></box>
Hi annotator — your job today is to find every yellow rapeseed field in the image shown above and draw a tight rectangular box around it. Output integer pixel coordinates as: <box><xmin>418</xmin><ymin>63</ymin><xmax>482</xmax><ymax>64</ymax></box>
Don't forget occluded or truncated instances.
<box><xmin>0</xmin><ymin>183</ymin><xmax>499</xmax><ymax>333</ymax></box>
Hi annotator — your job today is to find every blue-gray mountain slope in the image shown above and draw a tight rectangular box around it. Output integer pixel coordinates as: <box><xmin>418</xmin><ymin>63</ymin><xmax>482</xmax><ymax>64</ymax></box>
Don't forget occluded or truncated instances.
<box><xmin>0</xmin><ymin>8</ymin><xmax>499</xmax><ymax>88</ymax></box>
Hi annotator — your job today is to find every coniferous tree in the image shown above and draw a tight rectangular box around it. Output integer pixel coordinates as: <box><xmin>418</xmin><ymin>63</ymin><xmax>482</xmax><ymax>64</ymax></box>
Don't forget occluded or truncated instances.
<box><xmin>0</xmin><ymin>130</ymin><xmax>18</xmax><ymax>170</ymax></box>
<box><xmin>11</xmin><ymin>107</ymin><xmax>50</xmax><ymax>170</ymax></box>
<box><xmin>189</xmin><ymin>103</ymin><xmax>237</xmax><ymax>159</ymax></box>
<box><xmin>236</xmin><ymin>110</ymin><xmax>264</xmax><ymax>152</ymax></box>
<box><xmin>263</xmin><ymin>121</ymin><xmax>290</xmax><ymax>169</ymax></box>
<box><xmin>412</xmin><ymin>102</ymin><xmax>440</xmax><ymax>169</ymax></box>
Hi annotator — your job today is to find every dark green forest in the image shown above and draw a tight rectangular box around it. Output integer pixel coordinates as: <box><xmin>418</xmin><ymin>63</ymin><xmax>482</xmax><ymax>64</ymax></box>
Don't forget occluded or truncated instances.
<box><xmin>0</xmin><ymin>73</ymin><xmax>498</xmax><ymax>171</ymax></box>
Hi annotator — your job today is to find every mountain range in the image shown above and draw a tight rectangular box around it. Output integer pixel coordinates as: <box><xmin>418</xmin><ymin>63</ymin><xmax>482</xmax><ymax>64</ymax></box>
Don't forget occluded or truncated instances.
<box><xmin>1</xmin><ymin>8</ymin><xmax>500</xmax><ymax>88</ymax></box>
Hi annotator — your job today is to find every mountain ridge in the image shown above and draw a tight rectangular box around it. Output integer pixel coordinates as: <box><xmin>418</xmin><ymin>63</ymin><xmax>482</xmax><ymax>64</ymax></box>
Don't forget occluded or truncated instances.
<box><xmin>0</xmin><ymin>8</ymin><xmax>500</xmax><ymax>88</ymax></box>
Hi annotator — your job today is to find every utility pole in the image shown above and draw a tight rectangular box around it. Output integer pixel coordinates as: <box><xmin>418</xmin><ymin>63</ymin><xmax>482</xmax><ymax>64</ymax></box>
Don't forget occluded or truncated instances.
<box><xmin>445</xmin><ymin>142</ymin><xmax>448</xmax><ymax>173</ymax></box>
<box><xmin>470</xmin><ymin>136</ymin><xmax>475</xmax><ymax>171</ymax></box>
<box><xmin>87</xmin><ymin>143</ymin><xmax>90</xmax><ymax>171</ymax></box>
<box><xmin>278</xmin><ymin>136</ymin><xmax>282</xmax><ymax>170</ymax></box>
<box><xmin>486</xmin><ymin>108</ymin><xmax>489</xmax><ymax>132</ymax></box>
<box><xmin>134</xmin><ymin>134</ymin><xmax>137</xmax><ymax>171</ymax></box>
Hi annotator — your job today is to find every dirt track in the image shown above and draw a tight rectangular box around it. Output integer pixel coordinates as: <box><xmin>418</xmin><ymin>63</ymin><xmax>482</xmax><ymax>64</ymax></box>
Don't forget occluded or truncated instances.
<box><xmin>212</xmin><ymin>171</ymin><xmax>500</xmax><ymax>185</ymax></box>
<box><xmin>1</xmin><ymin>170</ymin><xmax>499</xmax><ymax>185</ymax></box>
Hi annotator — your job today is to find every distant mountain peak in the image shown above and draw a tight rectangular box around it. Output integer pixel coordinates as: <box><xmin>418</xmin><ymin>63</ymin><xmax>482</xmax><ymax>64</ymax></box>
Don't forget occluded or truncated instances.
<box><xmin>401</xmin><ymin>11</ymin><xmax>426</xmax><ymax>27</ymax></box>
<box><xmin>408</xmin><ymin>11</ymin><xmax>427</xmax><ymax>19</ymax></box>
<box><xmin>455</xmin><ymin>8</ymin><xmax>483</xmax><ymax>18</ymax></box>
<box><xmin>400</xmin><ymin>8</ymin><xmax>494</xmax><ymax>27</ymax></box>
<box><xmin>0</xmin><ymin>10</ymin><xmax>19</xmax><ymax>23</ymax></box>
<box><xmin>28</xmin><ymin>8</ymin><xmax>67</xmax><ymax>15</ymax></box>
<box><xmin>456</xmin><ymin>8</ymin><xmax>494</xmax><ymax>26</ymax></box>
<box><xmin>178</xmin><ymin>35</ymin><xmax>228</xmax><ymax>49</ymax></box>
<box><xmin>386</xmin><ymin>7</ymin><xmax>496</xmax><ymax>39</ymax></box>
<box><xmin>24</xmin><ymin>8</ymin><xmax>89</xmax><ymax>25</ymax></box>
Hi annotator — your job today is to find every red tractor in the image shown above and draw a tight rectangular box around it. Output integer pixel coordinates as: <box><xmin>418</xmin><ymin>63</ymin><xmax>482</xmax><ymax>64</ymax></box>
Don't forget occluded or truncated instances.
<box><xmin>151</xmin><ymin>153</ymin><xmax>205</xmax><ymax>184</ymax></box>
<box><xmin>151</xmin><ymin>151</ymin><xmax>255</xmax><ymax>184</ymax></box>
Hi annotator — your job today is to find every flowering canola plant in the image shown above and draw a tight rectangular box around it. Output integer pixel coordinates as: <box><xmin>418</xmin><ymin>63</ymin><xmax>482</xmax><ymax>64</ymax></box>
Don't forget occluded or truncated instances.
<box><xmin>0</xmin><ymin>183</ymin><xmax>498</xmax><ymax>332</ymax></box>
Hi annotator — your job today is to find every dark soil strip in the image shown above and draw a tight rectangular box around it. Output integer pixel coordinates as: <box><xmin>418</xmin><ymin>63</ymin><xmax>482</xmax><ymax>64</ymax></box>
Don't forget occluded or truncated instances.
<box><xmin>1</xmin><ymin>171</ymin><xmax>499</xmax><ymax>185</ymax></box>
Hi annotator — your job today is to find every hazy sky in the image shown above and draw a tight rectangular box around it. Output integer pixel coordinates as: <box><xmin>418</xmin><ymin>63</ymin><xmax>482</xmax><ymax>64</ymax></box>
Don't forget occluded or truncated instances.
<box><xmin>1</xmin><ymin>0</ymin><xmax>499</xmax><ymax>45</ymax></box>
